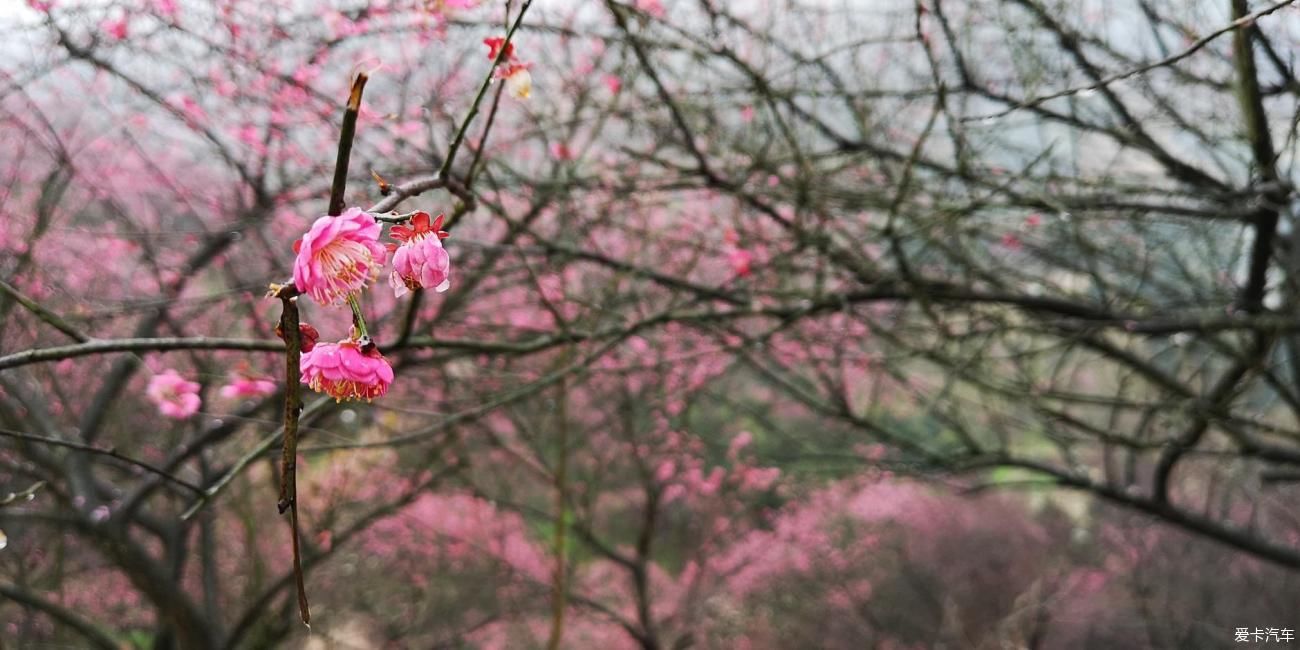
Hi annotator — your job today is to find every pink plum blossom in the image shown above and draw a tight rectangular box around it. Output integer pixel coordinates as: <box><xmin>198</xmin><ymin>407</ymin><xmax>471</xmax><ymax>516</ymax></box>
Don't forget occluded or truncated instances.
<box><xmin>219</xmin><ymin>374</ymin><xmax>277</xmax><ymax>400</ymax></box>
<box><xmin>387</xmin><ymin>211</ymin><xmax>451</xmax><ymax>297</ymax></box>
<box><xmin>146</xmin><ymin>369</ymin><xmax>201</xmax><ymax>419</ymax></box>
<box><xmin>724</xmin><ymin>230</ymin><xmax>754</xmax><ymax>277</ymax></box>
<box><xmin>549</xmin><ymin>143</ymin><xmax>575</xmax><ymax>161</ymax></box>
<box><xmin>300</xmin><ymin>339</ymin><xmax>394</xmax><ymax>402</ymax></box>
<box><xmin>102</xmin><ymin>16</ymin><xmax>128</xmax><ymax>40</ymax></box>
<box><xmin>636</xmin><ymin>0</ymin><xmax>665</xmax><ymax>18</ymax></box>
<box><xmin>292</xmin><ymin>207</ymin><xmax>386</xmax><ymax>306</ymax></box>
<box><xmin>728</xmin><ymin>248</ymin><xmax>753</xmax><ymax>277</ymax></box>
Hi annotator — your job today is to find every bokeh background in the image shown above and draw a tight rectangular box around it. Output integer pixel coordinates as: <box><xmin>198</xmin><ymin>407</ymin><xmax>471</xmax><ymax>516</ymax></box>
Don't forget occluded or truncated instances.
<box><xmin>3</xmin><ymin>0</ymin><xmax>1300</xmax><ymax>648</ymax></box>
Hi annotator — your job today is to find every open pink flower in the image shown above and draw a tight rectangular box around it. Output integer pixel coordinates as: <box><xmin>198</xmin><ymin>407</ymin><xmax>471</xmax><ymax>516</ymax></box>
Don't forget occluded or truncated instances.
<box><xmin>292</xmin><ymin>208</ymin><xmax>386</xmax><ymax>306</ymax></box>
<box><xmin>388</xmin><ymin>212</ymin><xmax>451</xmax><ymax>297</ymax></box>
<box><xmin>300</xmin><ymin>339</ymin><xmax>394</xmax><ymax>401</ymax></box>
<box><xmin>219</xmin><ymin>372</ymin><xmax>277</xmax><ymax>400</ymax></box>
<box><xmin>146</xmin><ymin>370</ymin><xmax>202</xmax><ymax>419</ymax></box>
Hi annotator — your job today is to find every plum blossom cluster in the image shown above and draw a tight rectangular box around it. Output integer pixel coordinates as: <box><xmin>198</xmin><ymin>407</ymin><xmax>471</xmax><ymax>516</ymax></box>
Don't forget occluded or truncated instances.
<box><xmin>149</xmin><ymin>361</ymin><xmax>283</xmax><ymax>419</ymax></box>
<box><xmin>484</xmin><ymin>36</ymin><xmax>532</xmax><ymax>100</ymax></box>
<box><xmin>290</xmin><ymin>207</ymin><xmax>452</xmax><ymax>401</ymax></box>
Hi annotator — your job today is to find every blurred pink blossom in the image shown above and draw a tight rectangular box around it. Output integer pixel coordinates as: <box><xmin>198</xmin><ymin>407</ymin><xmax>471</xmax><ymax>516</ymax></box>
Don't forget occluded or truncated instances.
<box><xmin>146</xmin><ymin>370</ymin><xmax>201</xmax><ymax>419</ymax></box>
<box><xmin>219</xmin><ymin>375</ymin><xmax>277</xmax><ymax>400</ymax></box>
<box><xmin>102</xmin><ymin>16</ymin><xmax>129</xmax><ymax>40</ymax></box>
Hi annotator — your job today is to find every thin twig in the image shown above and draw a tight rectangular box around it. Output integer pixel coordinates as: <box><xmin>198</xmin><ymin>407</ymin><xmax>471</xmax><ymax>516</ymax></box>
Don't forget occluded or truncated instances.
<box><xmin>964</xmin><ymin>0</ymin><xmax>1299</xmax><ymax>121</ymax></box>
<box><xmin>275</xmin><ymin>288</ymin><xmax>309</xmax><ymax>627</ymax></box>
<box><xmin>0</xmin><ymin>428</ymin><xmax>202</xmax><ymax>493</ymax></box>
<box><xmin>0</xmin><ymin>278</ymin><xmax>90</xmax><ymax>342</ymax></box>
<box><xmin>0</xmin><ymin>337</ymin><xmax>283</xmax><ymax>370</ymax></box>
<box><xmin>368</xmin><ymin>175</ymin><xmax>476</xmax><ymax>214</ymax></box>
<box><xmin>178</xmin><ymin>397</ymin><xmax>331</xmax><ymax>521</ymax></box>
<box><xmin>437</xmin><ymin>0</ymin><xmax>533</xmax><ymax>182</ymax></box>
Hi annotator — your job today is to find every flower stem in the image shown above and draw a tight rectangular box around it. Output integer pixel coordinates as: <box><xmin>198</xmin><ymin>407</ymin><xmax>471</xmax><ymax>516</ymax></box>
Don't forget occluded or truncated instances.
<box><xmin>347</xmin><ymin>294</ymin><xmax>370</xmax><ymax>340</ymax></box>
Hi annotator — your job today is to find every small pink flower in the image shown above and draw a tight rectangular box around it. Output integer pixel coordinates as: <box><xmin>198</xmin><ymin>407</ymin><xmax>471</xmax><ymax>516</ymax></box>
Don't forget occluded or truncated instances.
<box><xmin>300</xmin><ymin>339</ymin><xmax>394</xmax><ymax>402</ymax></box>
<box><xmin>1025</xmin><ymin>213</ymin><xmax>1042</xmax><ymax>228</ymax></box>
<box><xmin>146</xmin><ymin>370</ymin><xmax>201</xmax><ymax>419</ymax></box>
<box><xmin>723</xmin><ymin>231</ymin><xmax>753</xmax><ymax>277</ymax></box>
<box><xmin>727</xmin><ymin>431</ymin><xmax>754</xmax><ymax>458</ymax></box>
<box><xmin>387</xmin><ymin>212</ymin><xmax>451</xmax><ymax>297</ymax></box>
<box><xmin>654</xmin><ymin>460</ymin><xmax>676</xmax><ymax>482</ymax></box>
<box><xmin>1000</xmin><ymin>232</ymin><xmax>1022</xmax><ymax>250</ymax></box>
<box><xmin>549</xmin><ymin>143</ymin><xmax>574</xmax><ymax>161</ymax></box>
<box><xmin>636</xmin><ymin>0</ymin><xmax>665</xmax><ymax>17</ymax></box>
<box><xmin>90</xmin><ymin>505</ymin><xmax>111</xmax><ymax>522</ymax></box>
<box><xmin>219</xmin><ymin>374</ymin><xmax>277</xmax><ymax>400</ymax></box>
<box><xmin>483</xmin><ymin>36</ymin><xmax>514</xmax><ymax>62</ymax></box>
<box><xmin>235</xmin><ymin>124</ymin><xmax>260</xmax><ymax>145</ymax></box>
<box><xmin>292</xmin><ymin>207</ymin><xmax>387</xmax><ymax>306</ymax></box>
<box><xmin>102</xmin><ymin>16</ymin><xmax>129</xmax><ymax>40</ymax></box>
<box><xmin>603</xmin><ymin>74</ymin><xmax>622</xmax><ymax>94</ymax></box>
<box><xmin>728</xmin><ymin>249</ymin><xmax>753</xmax><ymax>277</ymax></box>
<box><xmin>739</xmin><ymin>466</ymin><xmax>780</xmax><ymax>491</ymax></box>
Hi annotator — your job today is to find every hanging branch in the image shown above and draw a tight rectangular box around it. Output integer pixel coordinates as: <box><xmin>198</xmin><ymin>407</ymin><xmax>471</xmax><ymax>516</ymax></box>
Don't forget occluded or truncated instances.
<box><xmin>271</xmin><ymin>70</ymin><xmax>370</xmax><ymax>629</ymax></box>
<box><xmin>273</xmin><ymin>285</ymin><xmax>308</xmax><ymax>626</ymax></box>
